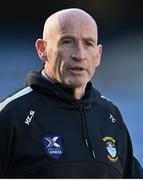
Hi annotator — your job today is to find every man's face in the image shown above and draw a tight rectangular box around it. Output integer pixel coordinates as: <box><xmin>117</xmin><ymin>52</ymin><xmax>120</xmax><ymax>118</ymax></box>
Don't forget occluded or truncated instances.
<box><xmin>44</xmin><ymin>16</ymin><xmax>102</xmax><ymax>89</ymax></box>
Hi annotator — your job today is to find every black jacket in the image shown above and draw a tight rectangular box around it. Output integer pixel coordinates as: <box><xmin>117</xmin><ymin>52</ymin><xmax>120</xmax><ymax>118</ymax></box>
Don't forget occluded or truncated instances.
<box><xmin>0</xmin><ymin>71</ymin><xmax>143</xmax><ymax>178</ymax></box>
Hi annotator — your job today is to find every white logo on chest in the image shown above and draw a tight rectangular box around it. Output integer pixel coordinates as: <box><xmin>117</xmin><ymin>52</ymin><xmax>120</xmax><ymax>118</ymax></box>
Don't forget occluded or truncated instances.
<box><xmin>109</xmin><ymin>114</ymin><xmax>116</xmax><ymax>123</ymax></box>
<box><xmin>25</xmin><ymin>110</ymin><xmax>35</xmax><ymax>125</ymax></box>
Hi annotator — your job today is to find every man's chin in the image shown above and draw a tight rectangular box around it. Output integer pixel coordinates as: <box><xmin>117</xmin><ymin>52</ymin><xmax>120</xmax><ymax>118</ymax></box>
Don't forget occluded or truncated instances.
<box><xmin>65</xmin><ymin>79</ymin><xmax>88</xmax><ymax>89</ymax></box>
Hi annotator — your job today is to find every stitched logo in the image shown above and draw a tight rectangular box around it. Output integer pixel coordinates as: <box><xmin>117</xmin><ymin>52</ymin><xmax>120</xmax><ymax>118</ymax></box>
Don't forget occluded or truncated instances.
<box><xmin>109</xmin><ymin>114</ymin><xmax>116</xmax><ymax>123</ymax></box>
<box><xmin>103</xmin><ymin>136</ymin><xmax>118</xmax><ymax>162</ymax></box>
<box><xmin>25</xmin><ymin>110</ymin><xmax>35</xmax><ymax>125</ymax></box>
<box><xmin>43</xmin><ymin>134</ymin><xmax>63</xmax><ymax>159</ymax></box>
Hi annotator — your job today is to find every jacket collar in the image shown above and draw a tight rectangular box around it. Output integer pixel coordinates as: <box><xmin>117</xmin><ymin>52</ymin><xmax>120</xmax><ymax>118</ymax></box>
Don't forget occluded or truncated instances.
<box><xmin>25</xmin><ymin>70</ymin><xmax>101</xmax><ymax>109</ymax></box>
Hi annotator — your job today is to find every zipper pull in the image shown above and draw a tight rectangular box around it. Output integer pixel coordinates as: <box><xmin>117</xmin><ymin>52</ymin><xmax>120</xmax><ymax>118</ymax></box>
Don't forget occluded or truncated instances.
<box><xmin>85</xmin><ymin>138</ymin><xmax>89</xmax><ymax>147</ymax></box>
<box><xmin>92</xmin><ymin>149</ymin><xmax>96</xmax><ymax>159</ymax></box>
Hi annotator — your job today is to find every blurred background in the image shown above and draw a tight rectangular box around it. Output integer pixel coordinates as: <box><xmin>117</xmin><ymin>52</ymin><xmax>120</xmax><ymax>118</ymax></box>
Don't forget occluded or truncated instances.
<box><xmin>0</xmin><ymin>0</ymin><xmax>143</xmax><ymax>166</ymax></box>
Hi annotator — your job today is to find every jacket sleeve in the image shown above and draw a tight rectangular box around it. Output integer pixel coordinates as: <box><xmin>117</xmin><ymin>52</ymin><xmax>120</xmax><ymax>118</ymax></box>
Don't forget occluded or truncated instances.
<box><xmin>132</xmin><ymin>157</ymin><xmax>143</xmax><ymax>178</ymax></box>
<box><xmin>113</xmin><ymin>105</ymin><xmax>143</xmax><ymax>178</ymax></box>
<box><xmin>123</xmin><ymin>127</ymin><xmax>143</xmax><ymax>178</ymax></box>
<box><xmin>0</xmin><ymin>107</ymin><xmax>13</xmax><ymax>177</ymax></box>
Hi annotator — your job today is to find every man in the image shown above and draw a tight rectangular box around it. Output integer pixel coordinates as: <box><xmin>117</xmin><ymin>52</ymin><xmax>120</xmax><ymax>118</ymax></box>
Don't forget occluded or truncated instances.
<box><xmin>0</xmin><ymin>8</ymin><xmax>142</xmax><ymax>178</ymax></box>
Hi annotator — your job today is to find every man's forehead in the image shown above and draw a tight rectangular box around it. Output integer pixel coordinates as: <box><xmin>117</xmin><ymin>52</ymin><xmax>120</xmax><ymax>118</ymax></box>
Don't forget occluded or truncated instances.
<box><xmin>59</xmin><ymin>11</ymin><xmax>96</xmax><ymax>29</ymax></box>
<box><xmin>58</xmin><ymin>18</ymin><xmax>97</xmax><ymax>41</ymax></box>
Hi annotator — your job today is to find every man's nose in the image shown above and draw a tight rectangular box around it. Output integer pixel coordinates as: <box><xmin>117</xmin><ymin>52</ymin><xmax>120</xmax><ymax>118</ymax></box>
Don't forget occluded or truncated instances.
<box><xmin>71</xmin><ymin>43</ymin><xmax>87</xmax><ymax>61</ymax></box>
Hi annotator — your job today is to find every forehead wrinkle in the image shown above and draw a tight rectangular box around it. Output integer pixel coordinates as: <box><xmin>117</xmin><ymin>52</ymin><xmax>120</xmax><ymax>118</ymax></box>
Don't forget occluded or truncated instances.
<box><xmin>58</xmin><ymin>12</ymin><xmax>98</xmax><ymax>42</ymax></box>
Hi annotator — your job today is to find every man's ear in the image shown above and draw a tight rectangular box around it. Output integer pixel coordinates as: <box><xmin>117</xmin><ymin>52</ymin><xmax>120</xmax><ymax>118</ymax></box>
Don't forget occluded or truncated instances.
<box><xmin>96</xmin><ymin>44</ymin><xmax>102</xmax><ymax>67</ymax></box>
<box><xmin>35</xmin><ymin>39</ymin><xmax>47</xmax><ymax>62</ymax></box>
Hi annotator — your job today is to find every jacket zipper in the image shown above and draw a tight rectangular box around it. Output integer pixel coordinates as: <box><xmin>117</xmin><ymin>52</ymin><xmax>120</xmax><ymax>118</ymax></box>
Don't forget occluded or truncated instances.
<box><xmin>78</xmin><ymin>102</ymin><xmax>95</xmax><ymax>159</ymax></box>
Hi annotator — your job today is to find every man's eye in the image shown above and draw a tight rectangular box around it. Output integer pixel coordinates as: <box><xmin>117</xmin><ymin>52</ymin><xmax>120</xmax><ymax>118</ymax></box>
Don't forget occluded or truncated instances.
<box><xmin>62</xmin><ymin>39</ymin><xmax>72</xmax><ymax>44</ymax></box>
<box><xmin>86</xmin><ymin>41</ymin><xmax>94</xmax><ymax>47</ymax></box>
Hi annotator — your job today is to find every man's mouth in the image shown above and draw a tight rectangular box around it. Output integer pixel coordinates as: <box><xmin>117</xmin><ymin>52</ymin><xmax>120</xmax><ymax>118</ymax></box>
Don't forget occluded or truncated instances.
<box><xmin>69</xmin><ymin>66</ymin><xmax>87</xmax><ymax>72</ymax></box>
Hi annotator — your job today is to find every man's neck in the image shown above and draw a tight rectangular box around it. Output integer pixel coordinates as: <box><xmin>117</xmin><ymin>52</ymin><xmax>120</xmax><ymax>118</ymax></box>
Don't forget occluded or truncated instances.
<box><xmin>41</xmin><ymin>70</ymin><xmax>55</xmax><ymax>83</ymax></box>
<box><xmin>73</xmin><ymin>86</ymin><xmax>86</xmax><ymax>100</ymax></box>
<box><xmin>42</xmin><ymin>69</ymin><xmax>86</xmax><ymax>100</ymax></box>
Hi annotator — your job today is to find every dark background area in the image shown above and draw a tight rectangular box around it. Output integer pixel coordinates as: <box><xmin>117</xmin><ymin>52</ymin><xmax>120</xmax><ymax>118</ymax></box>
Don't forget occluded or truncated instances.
<box><xmin>0</xmin><ymin>1</ymin><xmax>143</xmax><ymax>42</ymax></box>
<box><xmin>0</xmin><ymin>0</ymin><xmax>143</xmax><ymax>166</ymax></box>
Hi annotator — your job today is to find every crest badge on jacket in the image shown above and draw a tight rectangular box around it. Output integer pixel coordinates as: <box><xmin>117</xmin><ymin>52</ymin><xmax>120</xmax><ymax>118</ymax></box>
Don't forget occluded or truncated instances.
<box><xmin>103</xmin><ymin>136</ymin><xmax>118</xmax><ymax>162</ymax></box>
<box><xmin>43</xmin><ymin>134</ymin><xmax>64</xmax><ymax>159</ymax></box>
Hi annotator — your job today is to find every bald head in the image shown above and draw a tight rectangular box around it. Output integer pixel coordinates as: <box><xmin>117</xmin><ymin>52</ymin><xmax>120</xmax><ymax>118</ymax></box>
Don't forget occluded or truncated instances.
<box><xmin>43</xmin><ymin>8</ymin><xmax>98</xmax><ymax>42</ymax></box>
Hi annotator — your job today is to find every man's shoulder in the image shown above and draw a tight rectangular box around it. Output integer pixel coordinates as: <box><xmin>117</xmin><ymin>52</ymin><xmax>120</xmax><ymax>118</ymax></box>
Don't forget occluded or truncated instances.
<box><xmin>97</xmin><ymin>94</ymin><xmax>113</xmax><ymax>106</ymax></box>
<box><xmin>0</xmin><ymin>86</ymin><xmax>33</xmax><ymax>113</ymax></box>
<box><xmin>97</xmin><ymin>95</ymin><xmax>121</xmax><ymax>116</ymax></box>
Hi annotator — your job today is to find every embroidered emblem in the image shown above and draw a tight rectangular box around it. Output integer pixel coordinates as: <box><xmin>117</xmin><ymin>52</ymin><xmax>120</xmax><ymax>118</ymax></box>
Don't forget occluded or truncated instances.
<box><xmin>43</xmin><ymin>134</ymin><xmax>63</xmax><ymax>159</ymax></box>
<box><xmin>103</xmin><ymin>136</ymin><xmax>118</xmax><ymax>162</ymax></box>
<box><xmin>109</xmin><ymin>114</ymin><xmax>116</xmax><ymax>123</ymax></box>
<box><xmin>25</xmin><ymin>110</ymin><xmax>35</xmax><ymax>125</ymax></box>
